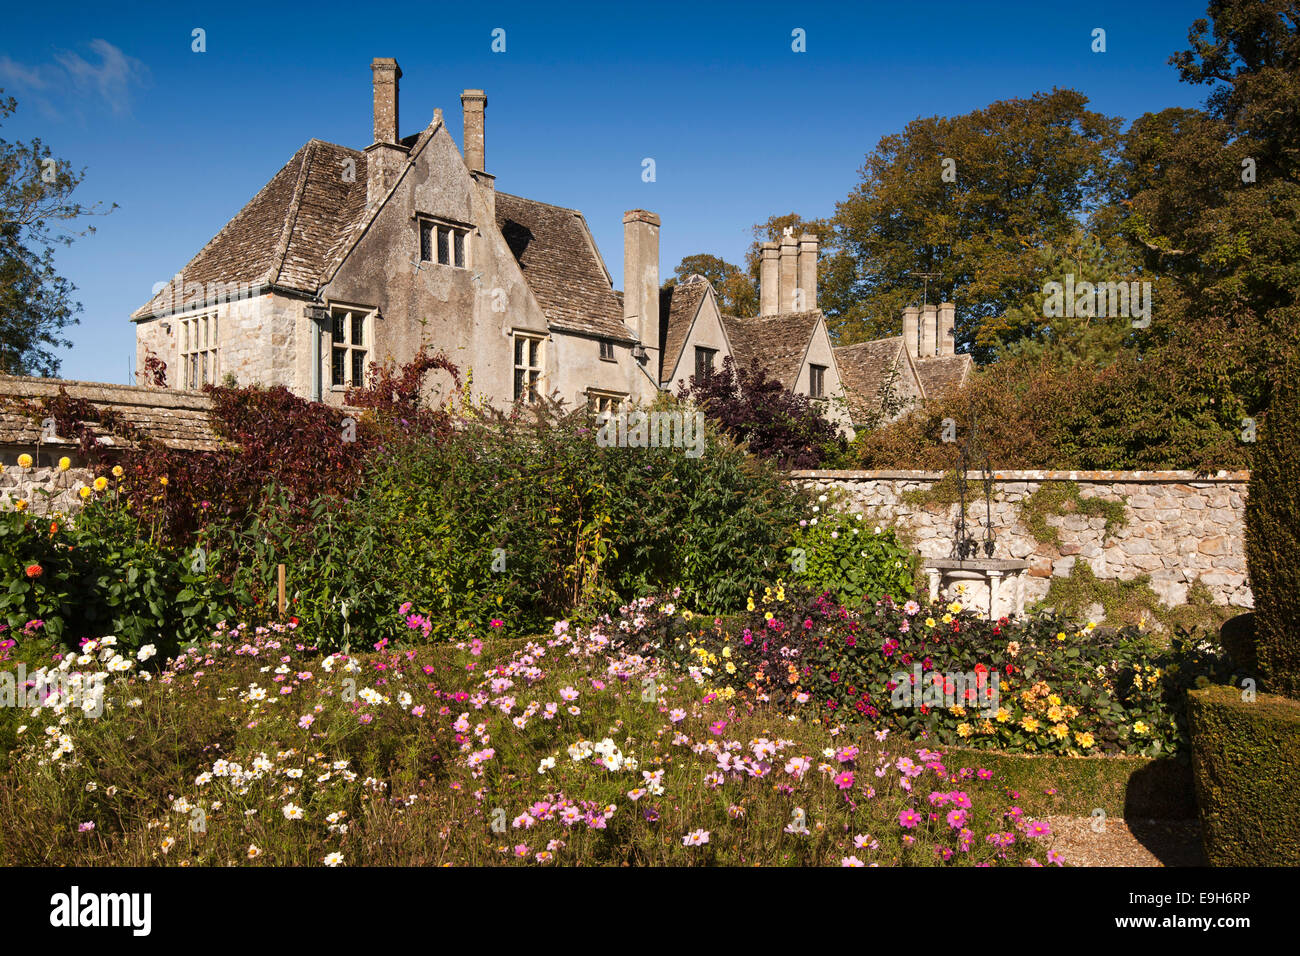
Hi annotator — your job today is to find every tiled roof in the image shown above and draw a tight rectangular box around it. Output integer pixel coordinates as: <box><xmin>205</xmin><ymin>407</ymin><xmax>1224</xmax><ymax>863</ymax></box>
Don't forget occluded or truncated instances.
<box><xmin>0</xmin><ymin>377</ymin><xmax>218</xmax><ymax>451</ymax></box>
<box><xmin>719</xmin><ymin>311</ymin><xmax>821</xmax><ymax>389</ymax></box>
<box><xmin>834</xmin><ymin>336</ymin><xmax>907</xmax><ymax>422</ymax></box>
<box><xmin>659</xmin><ymin>275</ymin><xmax>710</xmax><ymax>383</ymax></box>
<box><xmin>131</xmin><ymin>140</ymin><xmax>370</xmax><ymax>319</ymax></box>
<box><xmin>495</xmin><ymin>192</ymin><xmax>636</xmax><ymax>342</ymax></box>
<box><xmin>916</xmin><ymin>354</ymin><xmax>973</xmax><ymax>400</ymax></box>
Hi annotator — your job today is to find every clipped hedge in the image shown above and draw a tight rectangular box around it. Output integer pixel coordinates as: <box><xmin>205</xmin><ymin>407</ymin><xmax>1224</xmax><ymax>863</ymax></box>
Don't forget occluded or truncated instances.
<box><xmin>1187</xmin><ymin>684</ymin><xmax>1300</xmax><ymax>866</ymax></box>
<box><xmin>1244</xmin><ymin>358</ymin><xmax>1300</xmax><ymax>698</ymax></box>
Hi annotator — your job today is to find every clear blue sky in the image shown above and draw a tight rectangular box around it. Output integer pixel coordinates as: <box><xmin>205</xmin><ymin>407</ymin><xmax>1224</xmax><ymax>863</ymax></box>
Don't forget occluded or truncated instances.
<box><xmin>1</xmin><ymin>0</ymin><xmax>1211</xmax><ymax>383</ymax></box>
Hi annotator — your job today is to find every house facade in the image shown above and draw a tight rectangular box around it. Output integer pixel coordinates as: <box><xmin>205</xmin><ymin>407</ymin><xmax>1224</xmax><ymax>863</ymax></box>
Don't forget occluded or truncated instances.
<box><xmin>131</xmin><ymin>58</ymin><xmax>968</xmax><ymax>430</ymax></box>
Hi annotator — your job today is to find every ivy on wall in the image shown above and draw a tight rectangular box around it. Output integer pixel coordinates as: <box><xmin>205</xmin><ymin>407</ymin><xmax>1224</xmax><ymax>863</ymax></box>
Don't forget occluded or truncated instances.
<box><xmin>1018</xmin><ymin>480</ymin><xmax>1127</xmax><ymax>546</ymax></box>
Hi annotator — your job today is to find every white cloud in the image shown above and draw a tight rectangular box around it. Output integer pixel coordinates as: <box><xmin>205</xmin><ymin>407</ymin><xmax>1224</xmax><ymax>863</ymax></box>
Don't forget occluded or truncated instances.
<box><xmin>0</xmin><ymin>39</ymin><xmax>148</xmax><ymax>117</ymax></box>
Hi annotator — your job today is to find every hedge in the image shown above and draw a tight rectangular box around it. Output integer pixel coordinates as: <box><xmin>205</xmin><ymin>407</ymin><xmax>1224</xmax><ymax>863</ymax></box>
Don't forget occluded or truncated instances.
<box><xmin>1187</xmin><ymin>684</ymin><xmax>1300</xmax><ymax>866</ymax></box>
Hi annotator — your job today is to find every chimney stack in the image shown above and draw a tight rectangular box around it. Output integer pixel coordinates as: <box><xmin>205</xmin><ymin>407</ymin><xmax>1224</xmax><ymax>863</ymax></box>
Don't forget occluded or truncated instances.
<box><xmin>902</xmin><ymin>306</ymin><xmax>920</xmax><ymax>358</ymax></box>
<box><xmin>938</xmin><ymin>302</ymin><xmax>956</xmax><ymax>356</ymax></box>
<box><xmin>372</xmin><ymin>58</ymin><xmax>400</xmax><ymax>144</ymax></box>
<box><xmin>366</xmin><ymin>58</ymin><xmax>408</xmax><ymax>208</ymax></box>
<box><xmin>920</xmin><ymin>304</ymin><xmax>938</xmax><ymax>358</ymax></box>
<box><xmin>760</xmin><ymin>242</ymin><xmax>779</xmax><ymax>316</ymax></box>
<box><xmin>623</xmin><ymin>210</ymin><xmax>661</xmax><ymax>368</ymax></box>
<box><xmin>797</xmin><ymin>234</ymin><xmax>818</xmax><ymax>312</ymax></box>
<box><xmin>779</xmin><ymin>232</ymin><xmax>799</xmax><ymax>313</ymax></box>
<box><xmin>461</xmin><ymin>89</ymin><xmax>487</xmax><ymax>173</ymax></box>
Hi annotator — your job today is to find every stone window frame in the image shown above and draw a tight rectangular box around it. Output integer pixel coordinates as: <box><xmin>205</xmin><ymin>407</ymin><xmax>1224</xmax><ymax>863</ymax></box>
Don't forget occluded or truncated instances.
<box><xmin>694</xmin><ymin>346</ymin><xmax>717</xmax><ymax>381</ymax></box>
<box><xmin>416</xmin><ymin>215</ymin><xmax>471</xmax><ymax>270</ymax></box>
<box><xmin>585</xmin><ymin>387</ymin><xmax>625</xmax><ymax>421</ymax></box>
<box><xmin>329</xmin><ymin>305</ymin><xmax>372</xmax><ymax>390</ymax></box>
<box><xmin>599</xmin><ymin>339</ymin><xmax>617</xmax><ymax>362</ymax></box>
<box><xmin>512</xmin><ymin>330</ymin><xmax>545</xmax><ymax>404</ymax></box>
<box><xmin>809</xmin><ymin>363</ymin><xmax>827</xmax><ymax>399</ymax></box>
<box><xmin>179</xmin><ymin>310</ymin><xmax>219</xmax><ymax>390</ymax></box>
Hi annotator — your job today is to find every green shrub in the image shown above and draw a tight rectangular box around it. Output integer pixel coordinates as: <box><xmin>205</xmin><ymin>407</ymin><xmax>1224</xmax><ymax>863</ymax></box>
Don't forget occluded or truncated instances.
<box><xmin>0</xmin><ymin>498</ymin><xmax>237</xmax><ymax>655</ymax></box>
<box><xmin>787</xmin><ymin>505</ymin><xmax>915</xmax><ymax>605</ymax></box>
<box><xmin>1188</xmin><ymin>684</ymin><xmax>1300</xmax><ymax>866</ymax></box>
<box><xmin>1244</xmin><ymin>360</ymin><xmax>1300</xmax><ymax>698</ymax></box>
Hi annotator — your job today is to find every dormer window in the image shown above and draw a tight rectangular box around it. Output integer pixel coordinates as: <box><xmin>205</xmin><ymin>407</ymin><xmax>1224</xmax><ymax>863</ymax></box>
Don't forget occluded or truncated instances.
<box><xmin>418</xmin><ymin>217</ymin><xmax>469</xmax><ymax>269</ymax></box>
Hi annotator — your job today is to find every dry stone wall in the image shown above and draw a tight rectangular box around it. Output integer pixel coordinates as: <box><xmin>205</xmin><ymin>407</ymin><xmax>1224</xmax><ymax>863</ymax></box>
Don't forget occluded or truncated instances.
<box><xmin>790</xmin><ymin>470</ymin><xmax>1252</xmax><ymax>609</ymax></box>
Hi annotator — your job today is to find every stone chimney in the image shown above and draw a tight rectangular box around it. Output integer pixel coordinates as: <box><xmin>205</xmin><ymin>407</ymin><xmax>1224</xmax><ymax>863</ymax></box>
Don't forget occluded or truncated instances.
<box><xmin>797</xmin><ymin>234</ymin><xmax>818</xmax><ymax>312</ymax></box>
<box><xmin>902</xmin><ymin>306</ymin><xmax>920</xmax><ymax>358</ymax></box>
<box><xmin>938</xmin><ymin>302</ymin><xmax>956</xmax><ymax>356</ymax></box>
<box><xmin>920</xmin><ymin>304</ymin><xmax>938</xmax><ymax>358</ymax></box>
<box><xmin>460</xmin><ymin>90</ymin><xmax>494</xmax><ymax>220</ymax></box>
<box><xmin>461</xmin><ymin>89</ymin><xmax>487</xmax><ymax>173</ymax></box>
<box><xmin>760</xmin><ymin>242</ymin><xmax>779</xmax><ymax>316</ymax></box>
<box><xmin>365</xmin><ymin>58</ymin><xmax>408</xmax><ymax>209</ymax></box>
<box><xmin>623</xmin><ymin>210</ymin><xmax>661</xmax><ymax>365</ymax></box>
<box><xmin>779</xmin><ymin>232</ymin><xmax>799</xmax><ymax>312</ymax></box>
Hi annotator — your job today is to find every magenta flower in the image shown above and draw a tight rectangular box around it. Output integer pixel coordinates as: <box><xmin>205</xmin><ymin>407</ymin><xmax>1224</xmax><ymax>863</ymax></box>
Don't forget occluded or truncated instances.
<box><xmin>946</xmin><ymin>808</ymin><xmax>968</xmax><ymax>829</ymax></box>
<box><xmin>833</xmin><ymin>771</ymin><xmax>855</xmax><ymax>790</ymax></box>
<box><xmin>898</xmin><ymin>809</ymin><xmax>921</xmax><ymax>829</ymax></box>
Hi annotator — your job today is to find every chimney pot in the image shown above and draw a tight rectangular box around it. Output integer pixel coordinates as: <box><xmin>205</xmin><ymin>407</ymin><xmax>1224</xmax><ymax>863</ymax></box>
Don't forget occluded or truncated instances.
<box><xmin>920</xmin><ymin>304</ymin><xmax>938</xmax><ymax>358</ymax></box>
<box><xmin>938</xmin><ymin>302</ymin><xmax>956</xmax><ymax>356</ymax></box>
<box><xmin>902</xmin><ymin>307</ymin><xmax>920</xmax><ymax>358</ymax></box>
<box><xmin>778</xmin><ymin>234</ymin><xmax>799</xmax><ymax>313</ymax></box>
<box><xmin>623</xmin><ymin>210</ymin><xmax>661</xmax><ymax>382</ymax></box>
<box><xmin>461</xmin><ymin>89</ymin><xmax>488</xmax><ymax>173</ymax></box>
<box><xmin>797</xmin><ymin>233</ymin><xmax>818</xmax><ymax>312</ymax></box>
<box><xmin>371</xmin><ymin>58</ymin><xmax>401</xmax><ymax>144</ymax></box>
<box><xmin>759</xmin><ymin>242</ymin><xmax>779</xmax><ymax>316</ymax></box>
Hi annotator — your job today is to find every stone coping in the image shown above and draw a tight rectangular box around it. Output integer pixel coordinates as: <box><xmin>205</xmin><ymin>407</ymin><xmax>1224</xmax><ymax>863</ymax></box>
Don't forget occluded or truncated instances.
<box><xmin>923</xmin><ymin>558</ymin><xmax>1030</xmax><ymax>572</ymax></box>
<box><xmin>791</xmin><ymin>469</ymin><xmax>1250</xmax><ymax>483</ymax></box>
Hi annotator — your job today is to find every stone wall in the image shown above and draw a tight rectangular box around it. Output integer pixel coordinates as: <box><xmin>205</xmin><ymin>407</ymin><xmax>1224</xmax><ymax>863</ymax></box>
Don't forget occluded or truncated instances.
<box><xmin>0</xmin><ymin>460</ymin><xmax>96</xmax><ymax>516</ymax></box>
<box><xmin>790</xmin><ymin>470</ymin><xmax>1252</xmax><ymax>609</ymax></box>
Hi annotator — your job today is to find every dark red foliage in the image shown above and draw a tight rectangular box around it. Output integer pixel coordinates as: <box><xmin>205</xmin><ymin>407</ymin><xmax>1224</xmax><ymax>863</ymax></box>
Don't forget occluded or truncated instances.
<box><xmin>680</xmin><ymin>355</ymin><xmax>845</xmax><ymax>468</ymax></box>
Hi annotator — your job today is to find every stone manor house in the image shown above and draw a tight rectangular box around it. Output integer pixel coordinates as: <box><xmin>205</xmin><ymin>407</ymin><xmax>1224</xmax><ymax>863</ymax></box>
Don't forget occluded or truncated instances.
<box><xmin>131</xmin><ymin>59</ymin><xmax>970</xmax><ymax>433</ymax></box>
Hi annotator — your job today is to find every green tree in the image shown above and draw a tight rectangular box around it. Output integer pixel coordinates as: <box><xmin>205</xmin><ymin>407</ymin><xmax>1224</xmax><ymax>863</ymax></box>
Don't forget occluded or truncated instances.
<box><xmin>832</xmin><ymin>89</ymin><xmax>1123</xmax><ymax>359</ymax></box>
<box><xmin>669</xmin><ymin>253</ymin><xmax>755</xmax><ymax>315</ymax></box>
<box><xmin>995</xmin><ymin>228</ymin><xmax>1144</xmax><ymax>367</ymax></box>
<box><xmin>0</xmin><ymin>92</ymin><xmax>114</xmax><ymax>375</ymax></box>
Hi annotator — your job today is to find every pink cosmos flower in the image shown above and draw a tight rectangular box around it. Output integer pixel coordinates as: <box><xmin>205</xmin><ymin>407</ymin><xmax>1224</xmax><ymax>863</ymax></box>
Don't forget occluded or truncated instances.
<box><xmin>898</xmin><ymin>809</ymin><xmax>921</xmax><ymax>829</ymax></box>
<box><xmin>833</xmin><ymin>771</ymin><xmax>855</xmax><ymax>790</ymax></box>
<box><xmin>946</xmin><ymin>808</ymin><xmax>968</xmax><ymax>829</ymax></box>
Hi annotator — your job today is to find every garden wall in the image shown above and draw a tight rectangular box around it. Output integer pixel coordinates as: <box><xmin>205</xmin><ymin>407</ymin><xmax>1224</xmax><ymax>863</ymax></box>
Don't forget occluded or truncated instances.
<box><xmin>789</xmin><ymin>470</ymin><xmax>1252</xmax><ymax>609</ymax></box>
<box><xmin>0</xmin><ymin>463</ymin><xmax>95</xmax><ymax>515</ymax></box>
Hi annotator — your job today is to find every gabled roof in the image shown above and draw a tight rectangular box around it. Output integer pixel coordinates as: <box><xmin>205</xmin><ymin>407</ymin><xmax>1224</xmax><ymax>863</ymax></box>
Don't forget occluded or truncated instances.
<box><xmin>915</xmin><ymin>353</ymin><xmax>973</xmax><ymax>400</ymax></box>
<box><xmin>719</xmin><ymin>310</ymin><xmax>822</xmax><ymax>389</ymax></box>
<box><xmin>0</xmin><ymin>377</ymin><xmax>218</xmax><ymax>451</ymax></box>
<box><xmin>658</xmin><ymin>275</ymin><xmax>711</xmax><ymax>384</ymax></box>
<box><xmin>131</xmin><ymin>140</ymin><xmax>370</xmax><ymax>319</ymax></box>
<box><xmin>495</xmin><ymin>192</ymin><xmax>636</xmax><ymax>342</ymax></box>
<box><xmin>834</xmin><ymin>336</ymin><xmax>909</xmax><ymax>423</ymax></box>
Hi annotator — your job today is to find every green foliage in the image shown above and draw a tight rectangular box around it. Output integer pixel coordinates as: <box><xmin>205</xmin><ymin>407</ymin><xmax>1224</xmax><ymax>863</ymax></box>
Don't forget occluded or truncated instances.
<box><xmin>634</xmin><ymin>586</ymin><xmax>1238</xmax><ymax>758</ymax></box>
<box><xmin>1188</xmin><ymin>684</ymin><xmax>1300</xmax><ymax>866</ymax></box>
<box><xmin>1019</xmin><ymin>480</ymin><xmax>1127</xmax><ymax>546</ymax></box>
<box><xmin>832</xmin><ymin>89</ymin><xmax>1123</xmax><ymax>357</ymax></box>
<box><xmin>0</xmin><ymin>498</ymin><xmax>236</xmax><ymax>655</ymax></box>
<box><xmin>787</xmin><ymin>507</ymin><xmax>915</xmax><ymax>606</ymax></box>
<box><xmin>1244</xmin><ymin>358</ymin><xmax>1300</xmax><ymax>698</ymax></box>
<box><xmin>0</xmin><ymin>93</ymin><xmax>115</xmax><ymax>375</ymax></box>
